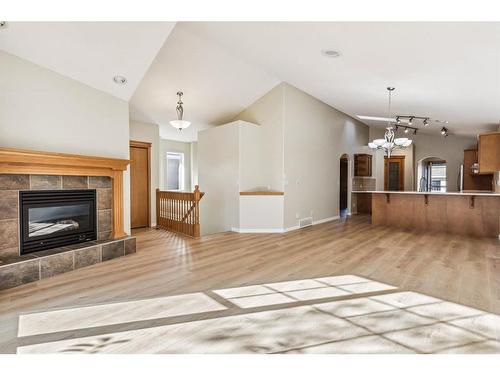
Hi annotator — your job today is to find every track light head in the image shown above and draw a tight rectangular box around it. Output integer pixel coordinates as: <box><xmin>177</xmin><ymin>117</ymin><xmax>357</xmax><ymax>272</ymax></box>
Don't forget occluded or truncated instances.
<box><xmin>441</xmin><ymin>127</ymin><xmax>448</xmax><ymax>136</ymax></box>
<box><xmin>414</xmin><ymin>129</ymin><xmax>417</xmax><ymax>135</ymax></box>
<box><xmin>408</xmin><ymin>117</ymin><xmax>414</xmax><ymax>126</ymax></box>
<box><xmin>423</xmin><ymin>118</ymin><xmax>429</xmax><ymax>126</ymax></box>
<box><xmin>396</xmin><ymin>116</ymin><xmax>401</xmax><ymax>124</ymax></box>
<box><xmin>404</xmin><ymin>127</ymin><xmax>409</xmax><ymax>134</ymax></box>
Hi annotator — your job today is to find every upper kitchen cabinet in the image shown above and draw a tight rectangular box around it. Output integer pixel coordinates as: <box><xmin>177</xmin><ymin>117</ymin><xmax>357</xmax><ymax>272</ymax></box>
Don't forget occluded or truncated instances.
<box><xmin>478</xmin><ymin>132</ymin><xmax>500</xmax><ymax>173</ymax></box>
<box><xmin>463</xmin><ymin>149</ymin><xmax>492</xmax><ymax>190</ymax></box>
<box><xmin>354</xmin><ymin>153</ymin><xmax>372</xmax><ymax>176</ymax></box>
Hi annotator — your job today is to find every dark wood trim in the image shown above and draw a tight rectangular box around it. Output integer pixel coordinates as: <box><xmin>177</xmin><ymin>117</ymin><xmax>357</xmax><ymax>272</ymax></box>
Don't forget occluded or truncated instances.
<box><xmin>384</xmin><ymin>155</ymin><xmax>405</xmax><ymax>191</ymax></box>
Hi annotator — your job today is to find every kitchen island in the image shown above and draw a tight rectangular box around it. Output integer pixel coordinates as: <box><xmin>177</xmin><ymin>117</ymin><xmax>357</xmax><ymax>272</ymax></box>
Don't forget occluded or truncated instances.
<box><xmin>353</xmin><ymin>191</ymin><xmax>500</xmax><ymax>238</ymax></box>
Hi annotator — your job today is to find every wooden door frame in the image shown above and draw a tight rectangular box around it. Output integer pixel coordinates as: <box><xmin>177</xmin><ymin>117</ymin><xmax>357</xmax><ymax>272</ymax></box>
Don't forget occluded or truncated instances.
<box><xmin>339</xmin><ymin>155</ymin><xmax>349</xmax><ymax>211</ymax></box>
<box><xmin>384</xmin><ymin>155</ymin><xmax>405</xmax><ymax>191</ymax></box>
<box><xmin>130</xmin><ymin>140</ymin><xmax>152</xmax><ymax>228</ymax></box>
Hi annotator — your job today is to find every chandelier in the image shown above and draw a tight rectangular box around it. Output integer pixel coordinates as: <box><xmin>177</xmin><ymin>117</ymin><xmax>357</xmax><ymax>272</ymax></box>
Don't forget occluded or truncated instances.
<box><xmin>368</xmin><ymin>87</ymin><xmax>412</xmax><ymax>157</ymax></box>
<box><xmin>169</xmin><ymin>91</ymin><xmax>191</xmax><ymax>130</ymax></box>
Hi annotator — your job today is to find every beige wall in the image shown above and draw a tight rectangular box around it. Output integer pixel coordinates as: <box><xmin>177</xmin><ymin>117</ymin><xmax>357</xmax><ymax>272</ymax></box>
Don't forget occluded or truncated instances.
<box><xmin>199</xmin><ymin>82</ymin><xmax>369</xmax><ymax>233</ymax></box>
<box><xmin>129</xmin><ymin>121</ymin><xmax>160</xmax><ymax>226</ymax></box>
<box><xmin>160</xmin><ymin>139</ymin><xmax>192</xmax><ymax>191</ymax></box>
<box><xmin>198</xmin><ymin>123</ymin><xmax>240</xmax><ymax>235</ymax></box>
<box><xmin>191</xmin><ymin>141</ymin><xmax>198</xmax><ymax>188</ymax></box>
<box><xmin>0</xmin><ymin>50</ymin><xmax>132</xmax><ymax>233</ymax></box>
<box><xmin>369</xmin><ymin>127</ymin><xmax>476</xmax><ymax>191</ymax></box>
<box><xmin>282</xmin><ymin>84</ymin><xmax>369</xmax><ymax>228</ymax></box>
<box><xmin>234</xmin><ymin>83</ymin><xmax>284</xmax><ymax>191</ymax></box>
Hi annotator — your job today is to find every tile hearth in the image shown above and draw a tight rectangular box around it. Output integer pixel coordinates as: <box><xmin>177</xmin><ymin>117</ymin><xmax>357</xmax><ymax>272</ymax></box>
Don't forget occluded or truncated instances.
<box><xmin>0</xmin><ymin>173</ymin><xmax>136</xmax><ymax>291</ymax></box>
<box><xmin>0</xmin><ymin>237</ymin><xmax>136</xmax><ymax>290</ymax></box>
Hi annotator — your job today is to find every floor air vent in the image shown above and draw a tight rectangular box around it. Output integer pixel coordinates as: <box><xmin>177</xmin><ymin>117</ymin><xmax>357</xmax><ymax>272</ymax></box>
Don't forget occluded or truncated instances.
<box><xmin>299</xmin><ymin>217</ymin><xmax>313</xmax><ymax>228</ymax></box>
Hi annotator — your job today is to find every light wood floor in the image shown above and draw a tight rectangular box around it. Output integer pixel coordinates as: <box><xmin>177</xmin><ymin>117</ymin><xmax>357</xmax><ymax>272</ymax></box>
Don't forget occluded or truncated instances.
<box><xmin>1</xmin><ymin>215</ymin><xmax>500</xmax><ymax>353</ymax></box>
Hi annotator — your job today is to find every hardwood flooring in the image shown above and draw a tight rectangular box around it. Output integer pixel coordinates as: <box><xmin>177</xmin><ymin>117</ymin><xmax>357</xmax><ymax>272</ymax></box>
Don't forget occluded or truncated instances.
<box><xmin>1</xmin><ymin>215</ymin><xmax>500</xmax><ymax>353</ymax></box>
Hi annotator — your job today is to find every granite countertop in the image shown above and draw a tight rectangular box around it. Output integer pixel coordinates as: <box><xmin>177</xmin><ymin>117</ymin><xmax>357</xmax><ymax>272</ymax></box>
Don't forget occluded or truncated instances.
<box><xmin>352</xmin><ymin>190</ymin><xmax>500</xmax><ymax>196</ymax></box>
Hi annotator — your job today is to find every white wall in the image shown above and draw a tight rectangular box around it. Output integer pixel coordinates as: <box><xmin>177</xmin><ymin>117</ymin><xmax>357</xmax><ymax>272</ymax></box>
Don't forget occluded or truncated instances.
<box><xmin>199</xmin><ymin>83</ymin><xmax>369</xmax><ymax>233</ymax></box>
<box><xmin>238</xmin><ymin>195</ymin><xmax>284</xmax><ymax>232</ymax></box>
<box><xmin>282</xmin><ymin>83</ymin><xmax>369</xmax><ymax>229</ymax></box>
<box><xmin>198</xmin><ymin>123</ymin><xmax>240</xmax><ymax>235</ymax></box>
<box><xmin>0</xmin><ymin>50</ymin><xmax>132</xmax><ymax>233</ymax></box>
<box><xmin>369</xmin><ymin>127</ymin><xmax>476</xmax><ymax>191</ymax></box>
<box><xmin>129</xmin><ymin>121</ymin><xmax>160</xmax><ymax>226</ymax></box>
<box><xmin>234</xmin><ymin>83</ymin><xmax>284</xmax><ymax>191</ymax></box>
<box><xmin>191</xmin><ymin>141</ymin><xmax>198</xmax><ymax>188</ymax></box>
<box><xmin>159</xmin><ymin>139</ymin><xmax>192</xmax><ymax>191</ymax></box>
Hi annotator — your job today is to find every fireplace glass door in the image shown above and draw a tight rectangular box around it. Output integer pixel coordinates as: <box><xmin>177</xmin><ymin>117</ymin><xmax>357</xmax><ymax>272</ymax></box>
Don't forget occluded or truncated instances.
<box><xmin>20</xmin><ymin>190</ymin><xmax>97</xmax><ymax>254</ymax></box>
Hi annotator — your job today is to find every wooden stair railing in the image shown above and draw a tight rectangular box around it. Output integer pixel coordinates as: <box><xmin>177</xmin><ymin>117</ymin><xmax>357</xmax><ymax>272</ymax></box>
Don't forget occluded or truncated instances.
<box><xmin>156</xmin><ymin>185</ymin><xmax>204</xmax><ymax>238</ymax></box>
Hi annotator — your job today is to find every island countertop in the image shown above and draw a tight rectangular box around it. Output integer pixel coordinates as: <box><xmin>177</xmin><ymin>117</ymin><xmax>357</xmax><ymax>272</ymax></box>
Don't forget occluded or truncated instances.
<box><xmin>352</xmin><ymin>190</ymin><xmax>500</xmax><ymax>197</ymax></box>
<box><xmin>353</xmin><ymin>190</ymin><xmax>500</xmax><ymax>238</ymax></box>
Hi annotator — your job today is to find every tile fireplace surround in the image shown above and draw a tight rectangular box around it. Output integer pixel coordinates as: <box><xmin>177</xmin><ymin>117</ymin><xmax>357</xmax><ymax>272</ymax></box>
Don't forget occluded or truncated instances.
<box><xmin>0</xmin><ymin>148</ymin><xmax>135</xmax><ymax>291</ymax></box>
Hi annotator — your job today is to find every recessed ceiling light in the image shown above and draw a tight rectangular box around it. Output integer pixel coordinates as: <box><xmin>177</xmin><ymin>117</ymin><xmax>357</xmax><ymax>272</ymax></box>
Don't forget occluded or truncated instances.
<box><xmin>321</xmin><ymin>49</ymin><xmax>341</xmax><ymax>58</ymax></box>
<box><xmin>113</xmin><ymin>75</ymin><xmax>127</xmax><ymax>85</ymax></box>
<box><xmin>0</xmin><ymin>21</ymin><xmax>7</xmax><ymax>29</ymax></box>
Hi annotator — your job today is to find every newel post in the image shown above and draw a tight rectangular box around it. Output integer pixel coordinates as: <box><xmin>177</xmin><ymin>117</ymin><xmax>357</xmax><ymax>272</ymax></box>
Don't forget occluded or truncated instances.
<box><xmin>193</xmin><ymin>185</ymin><xmax>201</xmax><ymax>238</ymax></box>
<box><xmin>156</xmin><ymin>188</ymin><xmax>160</xmax><ymax>229</ymax></box>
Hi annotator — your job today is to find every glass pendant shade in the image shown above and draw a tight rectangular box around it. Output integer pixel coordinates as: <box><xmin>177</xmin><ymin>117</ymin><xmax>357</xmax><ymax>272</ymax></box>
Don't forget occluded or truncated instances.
<box><xmin>169</xmin><ymin>120</ymin><xmax>191</xmax><ymax>130</ymax></box>
<box><xmin>394</xmin><ymin>137</ymin><xmax>408</xmax><ymax>146</ymax></box>
<box><xmin>373</xmin><ymin>139</ymin><xmax>386</xmax><ymax>146</ymax></box>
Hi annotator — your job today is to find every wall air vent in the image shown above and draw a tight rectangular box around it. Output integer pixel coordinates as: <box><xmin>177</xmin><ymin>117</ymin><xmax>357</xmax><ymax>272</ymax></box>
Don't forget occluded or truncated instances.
<box><xmin>299</xmin><ymin>217</ymin><xmax>313</xmax><ymax>228</ymax></box>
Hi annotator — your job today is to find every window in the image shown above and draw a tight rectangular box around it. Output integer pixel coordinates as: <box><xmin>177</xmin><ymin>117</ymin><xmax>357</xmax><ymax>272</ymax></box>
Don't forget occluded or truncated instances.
<box><xmin>430</xmin><ymin>162</ymin><xmax>447</xmax><ymax>192</ymax></box>
<box><xmin>166</xmin><ymin>152</ymin><xmax>184</xmax><ymax>191</ymax></box>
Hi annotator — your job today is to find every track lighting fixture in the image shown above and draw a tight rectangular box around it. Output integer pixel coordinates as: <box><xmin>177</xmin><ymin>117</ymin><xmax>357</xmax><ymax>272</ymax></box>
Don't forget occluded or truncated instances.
<box><xmin>413</xmin><ymin>129</ymin><xmax>417</xmax><ymax>135</ymax></box>
<box><xmin>408</xmin><ymin>117</ymin><xmax>414</xmax><ymax>126</ymax></box>
<box><xmin>441</xmin><ymin>127</ymin><xmax>448</xmax><ymax>136</ymax></box>
<box><xmin>423</xmin><ymin>118</ymin><xmax>429</xmax><ymax>126</ymax></box>
<box><xmin>404</xmin><ymin>127</ymin><xmax>409</xmax><ymax>134</ymax></box>
<box><xmin>396</xmin><ymin>116</ymin><xmax>401</xmax><ymax>124</ymax></box>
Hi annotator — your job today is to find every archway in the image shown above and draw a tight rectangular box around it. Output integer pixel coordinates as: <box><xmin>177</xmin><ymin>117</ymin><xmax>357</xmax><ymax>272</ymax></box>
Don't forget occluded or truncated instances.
<box><xmin>417</xmin><ymin>156</ymin><xmax>447</xmax><ymax>192</ymax></box>
<box><xmin>339</xmin><ymin>154</ymin><xmax>349</xmax><ymax>218</ymax></box>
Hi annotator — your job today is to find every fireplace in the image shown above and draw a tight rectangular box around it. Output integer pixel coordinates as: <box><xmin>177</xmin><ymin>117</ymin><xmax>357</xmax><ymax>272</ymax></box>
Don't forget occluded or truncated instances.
<box><xmin>19</xmin><ymin>189</ymin><xmax>97</xmax><ymax>254</ymax></box>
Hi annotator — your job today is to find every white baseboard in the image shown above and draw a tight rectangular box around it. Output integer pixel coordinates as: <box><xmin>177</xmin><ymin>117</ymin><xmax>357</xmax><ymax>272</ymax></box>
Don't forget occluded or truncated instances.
<box><xmin>232</xmin><ymin>216</ymin><xmax>342</xmax><ymax>234</ymax></box>
<box><xmin>284</xmin><ymin>215</ymin><xmax>341</xmax><ymax>233</ymax></box>
<box><xmin>313</xmin><ymin>216</ymin><xmax>340</xmax><ymax>225</ymax></box>
<box><xmin>231</xmin><ymin>227</ymin><xmax>284</xmax><ymax>234</ymax></box>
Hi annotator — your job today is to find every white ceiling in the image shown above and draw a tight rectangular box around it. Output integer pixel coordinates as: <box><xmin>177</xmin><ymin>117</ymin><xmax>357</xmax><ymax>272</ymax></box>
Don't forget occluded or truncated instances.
<box><xmin>129</xmin><ymin>24</ymin><xmax>279</xmax><ymax>142</ymax></box>
<box><xmin>0</xmin><ymin>22</ymin><xmax>175</xmax><ymax>100</ymax></box>
<box><xmin>2</xmin><ymin>22</ymin><xmax>499</xmax><ymax>140</ymax></box>
<box><xmin>176</xmin><ymin>22</ymin><xmax>500</xmax><ymax>137</ymax></box>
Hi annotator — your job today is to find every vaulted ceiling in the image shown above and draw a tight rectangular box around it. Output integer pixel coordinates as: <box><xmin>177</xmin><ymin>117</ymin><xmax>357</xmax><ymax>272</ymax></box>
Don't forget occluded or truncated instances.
<box><xmin>2</xmin><ymin>22</ymin><xmax>499</xmax><ymax>141</ymax></box>
<box><xmin>0</xmin><ymin>22</ymin><xmax>175</xmax><ymax>100</ymax></box>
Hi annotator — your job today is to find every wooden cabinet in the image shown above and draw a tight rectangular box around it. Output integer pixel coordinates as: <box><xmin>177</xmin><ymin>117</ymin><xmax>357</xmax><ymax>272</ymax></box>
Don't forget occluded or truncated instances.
<box><xmin>463</xmin><ymin>149</ymin><xmax>492</xmax><ymax>191</ymax></box>
<box><xmin>478</xmin><ymin>132</ymin><xmax>500</xmax><ymax>173</ymax></box>
<box><xmin>355</xmin><ymin>193</ymin><xmax>372</xmax><ymax>214</ymax></box>
<box><xmin>354</xmin><ymin>154</ymin><xmax>372</xmax><ymax>176</ymax></box>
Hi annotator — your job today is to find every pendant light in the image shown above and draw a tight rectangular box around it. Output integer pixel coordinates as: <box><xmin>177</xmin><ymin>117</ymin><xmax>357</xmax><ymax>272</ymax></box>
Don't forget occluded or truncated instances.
<box><xmin>169</xmin><ymin>91</ymin><xmax>191</xmax><ymax>130</ymax></box>
<box><xmin>368</xmin><ymin>87</ymin><xmax>412</xmax><ymax>157</ymax></box>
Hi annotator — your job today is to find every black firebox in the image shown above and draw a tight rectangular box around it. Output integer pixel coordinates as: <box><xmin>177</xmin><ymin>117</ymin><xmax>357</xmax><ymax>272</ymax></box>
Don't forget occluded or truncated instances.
<box><xmin>19</xmin><ymin>189</ymin><xmax>97</xmax><ymax>255</ymax></box>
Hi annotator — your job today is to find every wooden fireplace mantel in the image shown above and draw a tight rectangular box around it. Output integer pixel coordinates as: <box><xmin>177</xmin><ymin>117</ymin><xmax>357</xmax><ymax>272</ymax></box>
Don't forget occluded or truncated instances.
<box><xmin>0</xmin><ymin>147</ymin><xmax>130</xmax><ymax>238</ymax></box>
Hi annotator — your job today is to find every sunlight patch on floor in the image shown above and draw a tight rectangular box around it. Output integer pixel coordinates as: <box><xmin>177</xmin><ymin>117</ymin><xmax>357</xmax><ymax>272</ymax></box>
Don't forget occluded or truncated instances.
<box><xmin>18</xmin><ymin>292</ymin><xmax>227</xmax><ymax>337</ymax></box>
<box><xmin>213</xmin><ymin>275</ymin><xmax>395</xmax><ymax>308</ymax></box>
<box><xmin>15</xmin><ymin>275</ymin><xmax>500</xmax><ymax>354</ymax></box>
